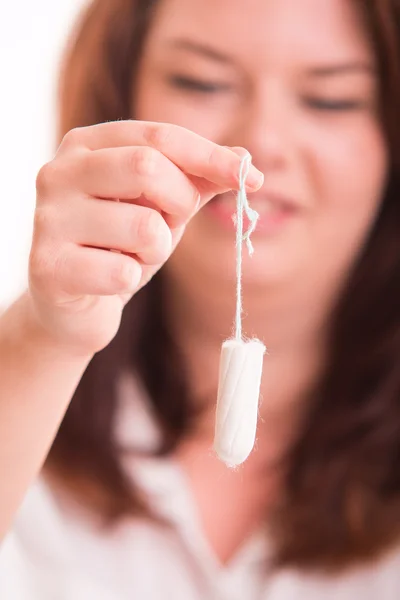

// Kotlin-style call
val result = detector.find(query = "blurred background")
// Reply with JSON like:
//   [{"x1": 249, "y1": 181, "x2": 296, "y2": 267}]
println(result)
[{"x1": 0, "y1": 0, "x2": 88, "y2": 310}]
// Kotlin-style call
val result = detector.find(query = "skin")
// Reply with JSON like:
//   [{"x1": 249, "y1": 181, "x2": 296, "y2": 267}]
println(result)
[
  {"x1": 135, "y1": 0, "x2": 388, "y2": 562},
  {"x1": 0, "y1": 0, "x2": 388, "y2": 568}
]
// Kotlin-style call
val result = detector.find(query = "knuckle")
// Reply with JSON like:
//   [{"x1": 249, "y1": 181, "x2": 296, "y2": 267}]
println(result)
[
  {"x1": 143, "y1": 123, "x2": 171, "y2": 149},
  {"x1": 133, "y1": 146, "x2": 159, "y2": 178},
  {"x1": 33, "y1": 205, "x2": 55, "y2": 238},
  {"x1": 60, "y1": 127, "x2": 82, "y2": 150},
  {"x1": 36, "y1": 162, "x2": 59, "y2": 198}
]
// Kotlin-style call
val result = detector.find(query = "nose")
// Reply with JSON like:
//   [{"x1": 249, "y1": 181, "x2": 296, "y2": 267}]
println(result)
[{"x1": 225, "y1": 85, "x2": 295, "y2": 175}]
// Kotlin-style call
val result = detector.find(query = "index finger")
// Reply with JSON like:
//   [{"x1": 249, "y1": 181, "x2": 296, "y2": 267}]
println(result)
[{"x1": 61, "y1": 121, "x2": 264, "y2": 192}]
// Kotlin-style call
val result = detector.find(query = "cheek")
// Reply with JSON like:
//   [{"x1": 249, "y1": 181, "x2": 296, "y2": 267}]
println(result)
[{"x1": 309, "y1": 119, "x2": 388, "y2": 240}]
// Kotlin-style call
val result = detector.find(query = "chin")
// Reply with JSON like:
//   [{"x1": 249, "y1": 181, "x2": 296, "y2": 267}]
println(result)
[
  {"x1": 198, "y1": 241, "x2": 299, "y2": 288},
  {"x1": 175, "y1": 218, "x2": 306, "y2": 291}
]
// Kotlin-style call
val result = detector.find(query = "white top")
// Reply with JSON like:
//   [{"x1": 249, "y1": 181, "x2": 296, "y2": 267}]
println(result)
[{"x1": 1, "y1": 372, "x2": 400, "y2": 599}]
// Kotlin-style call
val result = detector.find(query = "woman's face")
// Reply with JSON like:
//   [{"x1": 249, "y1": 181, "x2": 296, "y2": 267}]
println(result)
[{"x1": 134, "y1": 0, "x2": 388, "y2": 297}]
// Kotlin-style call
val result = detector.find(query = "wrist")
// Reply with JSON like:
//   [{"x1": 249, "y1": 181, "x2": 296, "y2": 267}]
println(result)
[{"x1": 3, "y1": 292, "x2": 95, "y2": 363}]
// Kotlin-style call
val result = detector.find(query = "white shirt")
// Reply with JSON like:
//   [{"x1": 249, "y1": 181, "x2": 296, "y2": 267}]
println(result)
[{"x1": 1, "y1": 372, "x2": 400, "y2": 599}]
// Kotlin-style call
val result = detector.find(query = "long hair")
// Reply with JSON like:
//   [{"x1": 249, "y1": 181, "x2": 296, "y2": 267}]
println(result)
[{"x1": 46, "y1": 0, "x2": 400, "y2": 571}]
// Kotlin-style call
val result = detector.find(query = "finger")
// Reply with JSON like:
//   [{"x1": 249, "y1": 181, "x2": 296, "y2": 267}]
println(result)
[
  {"x1": 54, "y1": 244, "x2": 142, "y2": 297},
  {"x1": 61, "y1": 121, "x2": 264, "y2": 191},
  {"x1": 70, "y1": 146, "x2": 200, "y2": 226},
  {"x1": 66, "y1": 198, "x2": 172, "y2": 265}
]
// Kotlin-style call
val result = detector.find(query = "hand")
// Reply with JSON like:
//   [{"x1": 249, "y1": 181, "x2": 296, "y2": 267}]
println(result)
[{"x1": 28, "y1": 120, "x2": 264, "y2": 355}]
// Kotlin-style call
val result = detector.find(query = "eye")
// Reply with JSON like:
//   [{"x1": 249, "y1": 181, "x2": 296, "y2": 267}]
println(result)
[
  {"x1": 168, "y1": 75, "x2": 232, "y2": 93},
  {"x1": 304, "y1": 97, "x2": 367, "y2": 111}
]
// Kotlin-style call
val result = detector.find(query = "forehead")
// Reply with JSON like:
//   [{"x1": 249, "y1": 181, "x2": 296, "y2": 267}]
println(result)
[{"x1": 147, "y1": 0, "x2": 373, "y2": 66}]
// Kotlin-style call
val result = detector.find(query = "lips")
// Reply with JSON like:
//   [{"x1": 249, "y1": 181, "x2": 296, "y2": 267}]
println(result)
[
  {"x1": 211, "y1": 190, "x2": 301, "y2": 212},
  {"x1": 205, "y1": 190, "x2": 300, "y2": 234}
]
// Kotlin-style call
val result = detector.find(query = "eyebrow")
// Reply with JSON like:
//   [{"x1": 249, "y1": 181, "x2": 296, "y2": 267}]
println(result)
[
  {"x1": 166, "y1": 39, "x2": 233, "y2": 64},
  {"x1": 307, "y1": 62, "x2": 376, "y2": 77}
]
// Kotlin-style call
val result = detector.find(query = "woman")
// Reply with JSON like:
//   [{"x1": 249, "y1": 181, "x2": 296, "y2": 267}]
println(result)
[{"x1": 1, "y1": 0, "x2": 400, "y2": 597}]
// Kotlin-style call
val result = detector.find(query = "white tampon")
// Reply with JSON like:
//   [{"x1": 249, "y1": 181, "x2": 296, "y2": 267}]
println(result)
[
  {"x1": 214, "y1": 338, "x2": 265, "y2": 467},
  {"x1": 213, "y1": 152, "x2": 266, "y2": 466}
]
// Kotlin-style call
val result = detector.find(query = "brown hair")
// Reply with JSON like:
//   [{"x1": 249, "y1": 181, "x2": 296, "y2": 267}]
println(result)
[{"x1": 47, "y1": 0, "x2": 400, "y2": 572}]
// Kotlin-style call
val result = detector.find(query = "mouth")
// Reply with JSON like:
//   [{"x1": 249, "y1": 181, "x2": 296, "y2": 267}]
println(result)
[{"x1": 204, "y1": 190, "x2": 302, "y2": 234}]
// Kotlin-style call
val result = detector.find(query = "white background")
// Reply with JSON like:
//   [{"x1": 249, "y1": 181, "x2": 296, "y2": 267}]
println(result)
[{"x1": 0, "y1": 0, "x2": 88, "y2": 309}]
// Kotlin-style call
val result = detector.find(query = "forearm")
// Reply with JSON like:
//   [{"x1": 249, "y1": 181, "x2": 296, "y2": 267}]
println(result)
[{"x1": 0, "y1": 293, "x2": 93, "y2": 539}]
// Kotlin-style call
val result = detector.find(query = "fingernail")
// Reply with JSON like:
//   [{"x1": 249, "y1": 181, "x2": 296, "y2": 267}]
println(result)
[
  {"x1": 228, "y1": 147, "x2": 264, "y2": 190},
  {"x1": 246, "y1": 166, "x2": 264, "y2": 190}
]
